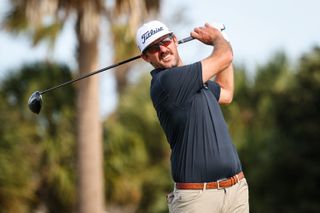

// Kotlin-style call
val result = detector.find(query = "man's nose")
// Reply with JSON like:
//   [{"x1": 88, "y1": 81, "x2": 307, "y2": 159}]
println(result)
[{"x1": 159, "y1": 45, "x2": 167, "y2": 52}]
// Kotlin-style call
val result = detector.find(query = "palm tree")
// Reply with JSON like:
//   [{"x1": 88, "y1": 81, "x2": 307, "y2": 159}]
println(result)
[
  {"x1": 2, "y1": 0, "x2": 161, "y2": 212},
  {"x1": 2, "y1": 1, "x2": 104, "y2": 211}
]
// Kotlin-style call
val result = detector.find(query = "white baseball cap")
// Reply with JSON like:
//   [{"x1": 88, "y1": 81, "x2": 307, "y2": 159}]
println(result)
[{"x1": 136, "y1": 20, "x2": 172, "y2": 53}]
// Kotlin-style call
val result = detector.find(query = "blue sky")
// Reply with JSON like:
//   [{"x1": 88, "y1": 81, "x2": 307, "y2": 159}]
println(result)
[{"x1": 1, "y1": 0, "x2": 319, "y2": 116}]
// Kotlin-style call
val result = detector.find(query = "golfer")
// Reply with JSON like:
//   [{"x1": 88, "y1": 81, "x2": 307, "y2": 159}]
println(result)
[{"x1": 136, "y1": 20, "x2": 249, "y2": 213}]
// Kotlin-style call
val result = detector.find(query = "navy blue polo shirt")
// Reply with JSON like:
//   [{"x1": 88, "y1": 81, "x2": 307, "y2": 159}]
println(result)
[{"x1": 150, "y1": 61, "x2": 242, "y2": 183}]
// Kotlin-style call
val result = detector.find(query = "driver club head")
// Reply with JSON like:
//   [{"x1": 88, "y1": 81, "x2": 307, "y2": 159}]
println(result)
[{"x1": 28, "y1": 91, "x2": 42, "y2": 114}]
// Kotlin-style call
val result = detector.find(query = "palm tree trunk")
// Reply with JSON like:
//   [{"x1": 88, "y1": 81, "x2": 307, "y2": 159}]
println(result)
[
  {"x1": 114, "y1": 64, "x2": 131, "y2": 95},
  {"x1": 76, "y1": 12, "x2": 105, "y2": 213}
]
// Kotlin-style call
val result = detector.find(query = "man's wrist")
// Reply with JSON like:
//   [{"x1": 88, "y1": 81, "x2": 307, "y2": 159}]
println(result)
[{"x1": 212, "y1": 35, "x2": 228, "y2": 46}]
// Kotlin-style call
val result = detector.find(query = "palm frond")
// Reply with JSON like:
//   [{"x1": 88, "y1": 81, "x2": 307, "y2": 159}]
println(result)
[
  {"x1": 32, "y1": 21, "x2": 64, "y2": 47},
  {"x1": 1, "y1": 6, "x2": 29, "y2": 33}
]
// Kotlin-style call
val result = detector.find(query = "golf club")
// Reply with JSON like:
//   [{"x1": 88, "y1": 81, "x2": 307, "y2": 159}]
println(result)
[{"x1": 28, "y1": 36, "x2": 195, "y2": 114}]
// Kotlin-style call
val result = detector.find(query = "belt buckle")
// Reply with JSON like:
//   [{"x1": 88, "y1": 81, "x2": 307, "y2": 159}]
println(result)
[{"x1": 216, "y1": 178, "x2": 227, "y2": 190}]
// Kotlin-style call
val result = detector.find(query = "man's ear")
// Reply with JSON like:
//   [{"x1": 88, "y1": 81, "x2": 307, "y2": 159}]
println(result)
[{"x1": 141, "y1": 54, "x2": 150, "y2": 62}]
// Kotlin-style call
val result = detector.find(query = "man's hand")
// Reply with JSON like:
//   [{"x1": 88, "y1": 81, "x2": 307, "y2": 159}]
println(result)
[{"x1": 190, "y1": 23, "x2": 226, "y2": 46}]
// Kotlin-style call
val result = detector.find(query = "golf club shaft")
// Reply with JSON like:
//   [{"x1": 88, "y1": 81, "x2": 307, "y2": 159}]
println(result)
[
  {"x1": 40, "y1": 36, "x2": 195, "y2": 95},
  {"x1": 40, "y1": 55, "x2": 141, "y2": 94}
]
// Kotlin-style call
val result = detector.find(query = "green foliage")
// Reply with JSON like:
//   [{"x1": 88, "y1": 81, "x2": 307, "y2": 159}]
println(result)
[
  {"x1": 1, "y1": 5, "x2": 29, "y2": 33},
  {"x1": 104, "y1": 75, "x2": 171, "y2": 212},
  {"x1": 1, "y1": 2, "x2": 64, "y2": 48},
  {"x1": 0, "y1": 97, "x2": 37, "y2": 213},
  {"x1": 0, "y1": 62, "x2": 76, "y2": 212},
  {"x1": 111, "y1": 24, "x2": 140, "y2": 61},
  {"x1": 32, "y1": 22, "x2": 64, "y2": 47},
  {"x1": 263, "y1": 47, "x2": 320, "y2": 213},
  {"x1": 233, "y1": 47, "x2": 320, "y2": 213}
]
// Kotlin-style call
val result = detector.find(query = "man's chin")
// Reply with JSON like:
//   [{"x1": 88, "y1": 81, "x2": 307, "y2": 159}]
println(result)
[
  {"x1": 161, "y1": 61, "x2": 178, "y2": 68},
  {"x1": 152, "y1": 60, "x2": 178, "y2": 69}
]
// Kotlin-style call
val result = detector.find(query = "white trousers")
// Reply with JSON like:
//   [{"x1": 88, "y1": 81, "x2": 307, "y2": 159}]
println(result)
[{"x1": 167, "y1": 178, "x2": 249, "y2": 213}]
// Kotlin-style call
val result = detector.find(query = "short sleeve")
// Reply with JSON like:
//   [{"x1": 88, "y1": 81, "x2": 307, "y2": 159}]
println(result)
[
  {"x1": 159, "y1": 62, "x2": 203, "y2": 105},
  {"x1": 207, "y1": 80, "x2": 221, "y2": 101}
]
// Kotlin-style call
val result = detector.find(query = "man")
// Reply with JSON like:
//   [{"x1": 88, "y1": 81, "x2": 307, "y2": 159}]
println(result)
[{"x1": 136, "y1": 20, "x2": 249, "y2": 213}]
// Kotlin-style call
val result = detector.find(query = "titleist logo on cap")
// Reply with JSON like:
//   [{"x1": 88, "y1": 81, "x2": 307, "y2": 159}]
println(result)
[{"x1": 141, "y1": 27, "x2": 164, "y2": 44}]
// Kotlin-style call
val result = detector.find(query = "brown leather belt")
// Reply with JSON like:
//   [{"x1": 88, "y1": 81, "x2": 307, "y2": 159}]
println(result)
[{"x1": 175, "y1": 172, "x2": 244, "y2": 190}]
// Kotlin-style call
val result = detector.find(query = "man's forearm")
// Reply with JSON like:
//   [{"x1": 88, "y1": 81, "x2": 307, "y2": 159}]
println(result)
[
  {"x1": 215, "y1": 63, "x2": 234, "y2": 104},
  {"x1": 201, "y1": 38, "x2": 233, "y2": 82}
]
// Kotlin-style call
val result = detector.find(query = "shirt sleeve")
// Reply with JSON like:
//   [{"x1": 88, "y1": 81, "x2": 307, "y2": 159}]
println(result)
[
  {"x1": 159, "y1": 62, "x2": 203, "y2": 105},
  {"x1": 206, "y1": 80, "x2": 221, "y2": 101}
]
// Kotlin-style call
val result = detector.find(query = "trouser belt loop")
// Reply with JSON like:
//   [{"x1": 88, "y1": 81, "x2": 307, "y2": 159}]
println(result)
[
  {"x1": 217, "y1": 180, "x2": 221, "y2": 190},
  {"x1": 236, "y1": 174, "x2": 239, "y2": 183},
  {"x1": 203, "y1": 182, "x2": 207, "y2": 191}
]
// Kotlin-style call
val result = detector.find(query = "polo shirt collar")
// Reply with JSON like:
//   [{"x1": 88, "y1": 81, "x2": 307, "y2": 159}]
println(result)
[{"x1": 150, "y1": 68, "x2": 165, "y2": 77}]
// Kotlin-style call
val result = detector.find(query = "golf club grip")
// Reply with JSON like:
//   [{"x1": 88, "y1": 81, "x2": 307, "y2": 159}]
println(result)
[
  {"x1": 177, "y1": 23, "x2": 226, "y2": 44},
  {"x1": 178, "y1": 36, "x2": 194, "y2": 44}
]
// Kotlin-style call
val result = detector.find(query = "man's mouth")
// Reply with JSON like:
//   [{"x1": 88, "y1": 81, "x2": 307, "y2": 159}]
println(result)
[{"x1": 160, "y1": 52, "x2": 171, "y2": 62}]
